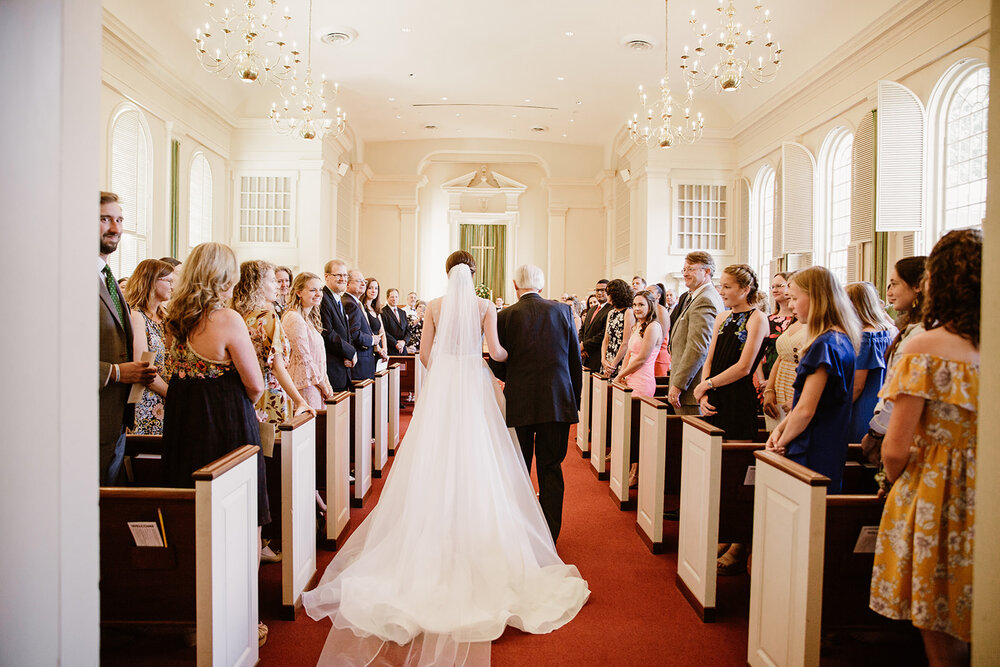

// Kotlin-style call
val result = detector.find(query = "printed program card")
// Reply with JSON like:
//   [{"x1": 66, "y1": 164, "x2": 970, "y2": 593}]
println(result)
[
  {"x1": 127, "y1": 351, "x2": 157, "y2": 403},
  {"x1": 853, "y1": 526, "x2": 880, "y2": 554},
  {"x1": 128, "y1": 521, "x2": 165, "y2": 547}
]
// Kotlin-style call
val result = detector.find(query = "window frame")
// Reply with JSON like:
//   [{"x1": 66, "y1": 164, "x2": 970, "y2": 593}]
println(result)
[
  {"x1": 106, "y1": 103, "x2": 153, "y2": 278},
  {"x1": 751, "y1": 165, "x2": 776, "y2": 286},
  {"x1": 817, "y1": 126, "x2": 854, "y2": 285}
]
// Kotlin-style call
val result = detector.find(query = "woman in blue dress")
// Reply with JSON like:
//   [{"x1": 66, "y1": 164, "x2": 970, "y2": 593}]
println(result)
[
  {"x1": 846, "y1": 282, "x2": 897, "y2": 443},
  {"x1": 766, "y1": 266, "x2": 861, "y2": 493}
]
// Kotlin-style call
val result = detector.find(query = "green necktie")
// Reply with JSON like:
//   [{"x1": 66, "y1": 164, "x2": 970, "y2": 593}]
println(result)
[{"x1": 103, "y1": 265, "x2": 126, "y2": 325}]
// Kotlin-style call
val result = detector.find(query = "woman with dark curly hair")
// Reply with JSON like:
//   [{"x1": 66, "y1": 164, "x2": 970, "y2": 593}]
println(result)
[
  {"x1": 869, "y1": 230, "x2": 980, "y2": 665},
  {"x1": 600, "y1": 279, "x2": 634, "y2": 377}
]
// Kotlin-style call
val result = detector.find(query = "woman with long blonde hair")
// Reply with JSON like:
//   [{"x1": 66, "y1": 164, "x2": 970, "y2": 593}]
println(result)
[
  {"x1": 766, "y1": 266, "x2": 861, "y2": 493},
  {"x1": 281, "y1": 271, "x2": 334, "y2": 410},
  {"x1": 123, "y1": 258, "x2": 175, "y2": 434},
  {"x1": 845, "y1": 282, "x2": 897, "y2": 442}
]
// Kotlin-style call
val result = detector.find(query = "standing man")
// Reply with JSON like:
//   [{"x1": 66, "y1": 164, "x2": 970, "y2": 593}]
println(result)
[
  {"x1": 579, "y1": 278, "x2": 610, "y2": 373},
  {"x1": 403, "y1": 291, "x2": 419, "y2": 320},
  {"x1": 342, "y1": 269, "x2": 378, "y2": 382},
  {"x1": 664, "y1": 288, "x2": 677, "y2": 312},
  {"x1": 319, "y1": 259, "x2": 357, "y2": 392},
  {"x1": 99, "y1": 192, "x2": 155, "y2": 484},
  {"x1": 380, "y1": 288, "x2": 409, "y2": 355},
  {"x1": 668, "y1": 251, "x2": 723, "y2": 415},
  {"x1": 489, "y1": 264, "x2": 582, "y2": 541}
]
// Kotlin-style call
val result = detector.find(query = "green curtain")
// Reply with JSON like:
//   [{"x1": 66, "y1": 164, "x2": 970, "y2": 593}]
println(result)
[{"x1": 460, "y1": 224, "x2": 506, "y2": 299}]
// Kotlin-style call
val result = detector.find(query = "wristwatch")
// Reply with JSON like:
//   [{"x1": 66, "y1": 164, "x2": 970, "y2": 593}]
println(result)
[{"x1": 707, "y1": 378, "x2": 715, "y2": 390}]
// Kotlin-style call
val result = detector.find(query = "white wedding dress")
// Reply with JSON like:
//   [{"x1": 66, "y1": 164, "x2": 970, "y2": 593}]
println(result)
[{"x1": 302, "y1": 264, "x2": 590, "y2": 666}]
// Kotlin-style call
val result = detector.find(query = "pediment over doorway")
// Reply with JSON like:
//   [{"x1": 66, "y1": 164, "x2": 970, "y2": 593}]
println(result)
[{"x1": 441, "y1": 165, "x2": 527, "y2": 212}]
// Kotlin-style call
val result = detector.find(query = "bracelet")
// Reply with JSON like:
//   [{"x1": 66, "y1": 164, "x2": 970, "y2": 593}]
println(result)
[
  {"x1": 113, "y1": 364, "x2": 120, "y2": 383},
  {"x1": 706, "y1": 377, "x2": 714, "y2": 389},
  {"x1": 762, "y1": 388, "x2": 775, "y2": 395}
]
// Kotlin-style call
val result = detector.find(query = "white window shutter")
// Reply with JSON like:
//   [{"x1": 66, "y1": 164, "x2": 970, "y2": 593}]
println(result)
[
  {"x1": 901, "y1": 232, "x2": 916, "y2": 258},
  {"x1": 768, "y1": 257, "x2": 783, "y2": 279},
  {"x1": 852, "y1": 112, "x2": 876, "y2": 244},
  {"x1": 738, "y1": 177, "x2": 750, "y2": 262},
  {"x1": 785, "y1": 252, "x2": 813, "y2": 271},
  {"x1": 780, "y1": 142, "x2": 816, "y2": 254},
  {"x1": 876, "y1": 80, "x2": 925, "y2": 232},
  {"x1": 773, "y1": 160, "x2": 783, "y2": 256},
  {"x1": 845, "y1": 243, "x2": 859, "y2": 282}
]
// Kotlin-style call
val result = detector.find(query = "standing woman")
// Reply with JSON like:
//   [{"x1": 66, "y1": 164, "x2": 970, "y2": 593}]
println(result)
[
  {"x1": 159, "y1": 242, "x2": 270, "y2": 645},
  {"x1": 363, "y1": 277, "x2": 390, "y2": 364},
  {"x1": 600, "y1": 279, "x2": 635, "y2": 378},
  {"x1": 762, "y1": 316, "x2": 807, "y2": 432},
  {"x1": 232, "y1": 260, "x2": 314, "y2": 425},
  {"x1": 281, "y1": 272, "x2": 334, "y2": 411},
  {"x1": 693, "y1": 264, "x2": 769, "y2": 440},
  {"x1": 757, "y1": 272, "x2": 795, "y2": 389},
  {"x1": 616, "y1": 291, "x2": 664, "y2": 397},
  {"x1": 645, "y1": 283, "x2": 672, "y2": 375},
  {"x1": 845, "y1": 282, "x2": 897, "y2": 443},
  {"x1": 765, "y1": 266, "x2": 861, "y2": 493},
  {"x1": 869, "y1": 230, "x2": 980, "y2": 665},
  {"x1": 273, "y1": 266, "x2": 292, "y2": 316},
  {"x1": 406, "y1": 301, "x2": 427, "y2": 354},
  {"x1": 124, "y1": 259, "x2": 175, "y2": 435}
]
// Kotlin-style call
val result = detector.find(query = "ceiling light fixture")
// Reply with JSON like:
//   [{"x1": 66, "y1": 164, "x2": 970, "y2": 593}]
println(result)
[
  {"x1": 556, "y1": 76, "x2": 565, "y2": 81},
  {"x1": 194, "y1": 0, "x2": 300, "y2": 86},
  {"x1": 565, "y1": 31, "x2": 575, "y2": 37},
  {"x1": 679, "y1": 0, "x2": 782, "y2": 92},
  {"x1": 627, "y1": 0, "x2": 704, "y2": 148}
]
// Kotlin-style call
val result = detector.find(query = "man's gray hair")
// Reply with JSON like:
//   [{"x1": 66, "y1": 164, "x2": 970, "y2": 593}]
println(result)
[{"x1": 513, "y1": 264, "x2": 545, "y2": 291}]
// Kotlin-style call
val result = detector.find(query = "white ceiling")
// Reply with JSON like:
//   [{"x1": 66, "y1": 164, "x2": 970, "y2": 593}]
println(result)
[{"x1": 106, "y1": 0, "x2": 909, "y2": 146}]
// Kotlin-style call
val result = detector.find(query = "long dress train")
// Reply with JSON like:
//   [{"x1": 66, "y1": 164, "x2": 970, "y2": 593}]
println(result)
[{"x1": 302, "y1": 264, "x2": 590, "y2": 666}]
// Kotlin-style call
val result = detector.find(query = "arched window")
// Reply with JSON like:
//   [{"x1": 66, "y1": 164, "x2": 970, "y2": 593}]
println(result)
[
  {"x1": 189, "y1": 152, "x2": 213, "y2": 249},
  {"x1": 928, "y1": 59, "x2": 989, "y2": 239},
  {"x1": 818, "y1": 127, "x2": 853, "y2": 284},
  {"x1": 752, "y1": 166, "x2": 776, "y2": 284},
  {"x1": 108, "y1": 105, "x2": 152, "y2": 278}
]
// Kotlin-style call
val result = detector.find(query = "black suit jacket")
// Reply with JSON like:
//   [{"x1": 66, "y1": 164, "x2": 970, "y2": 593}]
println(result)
[
  {"x1": 579, "y1": 302, "x2": 611, "y2": 372},
  {"x1": 342, "y1": 293, "x2": 376, "y2": 382},
  {"x1": 489, "y1": 293, "x2": 582, "y2": 428},
  {"x1": 380, "y1": 305, "x2": 409, "y2": 353},
  {"x1": 319, "y1": 287, "x2": 357, "y2": 392},
  {"x1": 668, "y1": 290, "x2": 691, "y2": 336}
]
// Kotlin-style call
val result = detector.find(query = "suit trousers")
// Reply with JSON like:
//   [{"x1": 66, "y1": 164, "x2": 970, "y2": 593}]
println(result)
[{"x1": 514, "y1": 422, "x2": 571, "y2": 541}]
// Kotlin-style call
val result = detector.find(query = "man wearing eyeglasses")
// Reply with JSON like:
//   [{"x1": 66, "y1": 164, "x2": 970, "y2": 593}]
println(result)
[
  {"x1": 667, "y1": 252, "x2": 723, "y2": 414},
  {"x1": 320, "y1": 259, "x2": 357, "y2": 392},
  {"x1": 342, "y1": 269, "x2": 379, "y2": 382},
  {"x1": 579, "y1": 278, "x2": 611, "y2": 373}
]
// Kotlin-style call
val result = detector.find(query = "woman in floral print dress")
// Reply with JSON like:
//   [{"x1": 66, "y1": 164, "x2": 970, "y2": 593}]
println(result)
[{"x1": 869, "y1": 229, "x2": 980, "y2": 665}]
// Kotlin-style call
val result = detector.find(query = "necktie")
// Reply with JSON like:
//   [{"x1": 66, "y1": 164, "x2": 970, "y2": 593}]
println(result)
[{"x1": 103, "y1": 265, "x2": 126, "y2": 325}]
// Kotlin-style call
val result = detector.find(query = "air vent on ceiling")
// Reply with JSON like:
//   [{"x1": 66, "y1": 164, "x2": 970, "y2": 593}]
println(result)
[
  {"x1": 424, "y1": 124, "x2": 438, "y2": 130},
  {"x1": 321, "y1": 27, "x2": 358, "y2": 45},
  {"x1": 530, "y1": 126, "x2": 548, "y2": 133},
  {"x1": 620, "y1": 33, "x2": 656, "y2": 51}
]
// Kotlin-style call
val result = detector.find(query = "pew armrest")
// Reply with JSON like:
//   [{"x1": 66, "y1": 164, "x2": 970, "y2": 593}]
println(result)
[
  {"x1": 753, "y1": 450, "x2": 830, "y2": 487},
  {"x1": 192, "y1": 445, "x2": 259, "y2": 481}
]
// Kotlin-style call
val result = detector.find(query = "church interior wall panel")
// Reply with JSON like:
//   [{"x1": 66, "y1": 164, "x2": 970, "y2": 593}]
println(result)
[
  {"x1": 563, "y1": 208, "x2": 606, "y2": 299},
  {"x1": 357, "y1": 205, "x2": 404, "y2": 292}
]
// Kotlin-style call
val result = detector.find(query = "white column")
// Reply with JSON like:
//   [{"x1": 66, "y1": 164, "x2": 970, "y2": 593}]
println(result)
[
  {"x1": 546, "y1": 207, "x2": 568, "y2": 297},
  {"x1": 399, "y1": 204, "x2": 419, "y2": 294},
  {"x1": 640, "y1": 166, "x2": 673, "y2": 284},
  {"x1": 0, "y1": 0, "x2": 100, "y2": 663}
]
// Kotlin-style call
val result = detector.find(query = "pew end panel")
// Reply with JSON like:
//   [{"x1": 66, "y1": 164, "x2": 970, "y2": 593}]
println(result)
[
  {"x1": 350, "y1": 380, "x2": 374, "y2": 508},
  {"x1": 277, "y1": 414, "x2": 319, "y2": 619},
  {"x1": 388, "y1": 364, "x2": 401, "y2": 454},
  {"x1": 676, "y1": 417, "x2": 725, "y2": 622},
  {"x1": 608, "y1": 381, "x2": 639, "y2": 510},
  {"x1": 414, "y1": 357, "x2": 426, "y2": 400},
  {"x1": 389, "y1": 355, "x2": 416, "y2": 405},
  {"x1": 323, "y1": 392, "x2": 352, "y2": 550},
  {"x1": 577, "y1": 368, "x2": 592, "y2": 457},
  {"x1": 589, "y1": 374, "x2": 611, "y2": 480},
  {"x1": 373, "y1": 369, "x2": 390, "y2": 477},
  {"x1": 635, "y1": 397, "x2": 672, "y2": 553}
]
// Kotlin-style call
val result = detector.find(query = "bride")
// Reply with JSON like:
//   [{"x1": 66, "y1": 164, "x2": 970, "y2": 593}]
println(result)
[{"x1": 302, "y1": 251, "x2": 590, "y2": 666}]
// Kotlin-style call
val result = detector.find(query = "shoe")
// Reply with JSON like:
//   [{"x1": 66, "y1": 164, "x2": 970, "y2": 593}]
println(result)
[
  {"x1": 717, "y1": 543, "x2": 748, "y2": 576},
  {"x1": 349, "y1": 474, "x2": 355, "y2": 482},
  {"x1": 260, "y1": 544, "x2": 282, "y2": 563},
  {"x1": 258, "y1": 622, "x2": 268, "y2": 648},
  {"x1": 628, "y1": 462, "x2": 638, "y2": 488},
  {"x1": 663, "y1": 509, "x2": 679, "y2": 521}
]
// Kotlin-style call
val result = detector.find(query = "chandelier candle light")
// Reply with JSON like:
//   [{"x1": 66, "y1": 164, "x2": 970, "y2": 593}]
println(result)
[
  {"x1": 679, "y1": 0, "x2": 782, "y2": 93},
  {"x1": 268, "y1": 0, "x2": 347, "y2": 140},
  {"x1": 194, "y1": 0, "x2": 300, "y2": 86},
  {"x1": 627, "y1": 0, "x2": 705, "y2": 148}
]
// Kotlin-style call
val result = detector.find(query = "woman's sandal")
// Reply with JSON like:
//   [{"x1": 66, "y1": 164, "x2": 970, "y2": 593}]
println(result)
[
  {"x1": 717, "y1": 543, "x2": 748, "y2": 576},
  {"x1": 258, "y1": 622, "x2": 268, "y2": 647}
]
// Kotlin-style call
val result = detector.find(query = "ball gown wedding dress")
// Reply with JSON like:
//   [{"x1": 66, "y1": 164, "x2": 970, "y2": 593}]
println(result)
[{"x1": 302, "y1": 264, "x2": 590, "y2": 666}]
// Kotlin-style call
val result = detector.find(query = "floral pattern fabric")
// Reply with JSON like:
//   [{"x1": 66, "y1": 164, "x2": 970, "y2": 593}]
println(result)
[
  {"x1": 761, "y1": 314, "x2": 794, "y2": 379},
  {"x1": 604, "y1": 309, "x2": 626, "y2": 372},
  {"x1": 282, "y1": 309, "x2": 331, "y2": 411},
  {"x1": 133, "y1": 312, "x2": 167, "y2": 435},
  {"x1": 869, "y1": 353, "x2": 978, "y2": 642},
  {"x1": 164, "y1": 340, "x2": 231, "y2": 380},
  {"x1": 773, "y1": 324, "x2": 807, "y2": 408},
  {"x1": 245, "y1": 309, "x2": 290, "y2": 424}
]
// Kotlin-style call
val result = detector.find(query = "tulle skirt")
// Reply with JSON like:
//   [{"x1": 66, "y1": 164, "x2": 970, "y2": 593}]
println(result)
[{"x1": 302, "y1": 352, "x2": 590, "y2": 666}]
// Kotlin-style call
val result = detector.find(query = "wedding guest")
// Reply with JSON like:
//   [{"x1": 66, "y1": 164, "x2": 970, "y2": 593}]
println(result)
[
  {"x1": 495, "y1": 296, "x2": 505, "y2": 311},
  {"x1": 600, "y1": 279, "x2": 634, "y2": 378},
  {"x1": 585, "y1": 293, "x2": 600, "y2": 312},
  {"x1": 765, "y1": 266, "x2": 861, "y2": 492},
  {"x1": 274, "y1": 265, "x2": 292, "y2": 316},
  {"x1": 694, "y1": 264, "x2": 769, "y2": 440},
  {"x1": 668, "y1": 252, "x2": 723, "y2": 415},
  {"x1": 645, "y1": 284, "x2": 672, "y2": 375},
  {"x1": 631, "y1": 276, "x2": 647, "y2": 292},
  {"x1": 117, "y1": 276, "x2": 129, "y2": 289},
  {"x1": 160, "y1": 242, "x2": 270, "y2": 646},
  {"x1": 282, "y1": 272, "x2": 334, "y2": 410},
  {"x1": 406, "y1": 300, "x2": 427, "y2": 352},
  {"x1": 158, "y1": 256, "x2": 181, "y2": 269},
  {"x1": 757, "y1": 272, "x2": 795, "y2": 390},
  {"x1": 320, "y1": 260, "x2": 357, "y2": 392},
  {"x1": 846, "y1": 281, "x2": 896, "y2": 443},
  {"x1": 342, "y1": 270, "x2": 378, "y2": 382},
  {"x1": 762, "y1": 317, "x2": 807, "y2": 432},
  {"x1": 869, "y1": 229, "x2": 980, "y2": 665},
  {"x1": 664, "y1": 287, "x2": 677, "y2": 312},
  {"x1": 123, "y1": 258, "x2": 175, "y2": 435},
  {"x1": 861, "y1": 256, "x2": 927, "y2": 463},
  {"x1": 567, "y1": 295, "x2": 583, "y2": 332},
  {"x1": 403, "y1": 291, "x2": 418, "y2": 319},
  {"x1": 580, "y1": 280, "x2": 611, "y2": 372},
  {"x1": 363, "y1": 277, "x2": 390, "y2": 365},
  {"x1": 380, "y1": 288, "x2": 410, "y2": 355}
]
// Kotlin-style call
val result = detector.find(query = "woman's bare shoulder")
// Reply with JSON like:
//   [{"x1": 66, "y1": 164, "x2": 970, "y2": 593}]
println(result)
[{"x1": 903, "y1": 327, "x2": 978, "y2": 362}]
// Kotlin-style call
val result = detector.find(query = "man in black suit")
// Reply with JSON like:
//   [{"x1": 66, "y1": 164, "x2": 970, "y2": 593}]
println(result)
[
  {"x1": 99, "y1": 192, "x2": 155, "y2": 484},
  {"x1": 319, "y1": 259, "x2": 357, "y2": 392},
  {"x1": 342, "y1": 269, "x2": 378, "y2": 382},
  {"x1": 668, "y1": 288, "x2": 690, "y2": 333},
  {"x1": 489, "y1": 264, "x2": 582, "y2": 541},
  {"x1": 380, "y1": 287, "x2": 409, "y2": 355},
  {"x1": 579, "y1": 278, "x2": 610, "y2": 372}
]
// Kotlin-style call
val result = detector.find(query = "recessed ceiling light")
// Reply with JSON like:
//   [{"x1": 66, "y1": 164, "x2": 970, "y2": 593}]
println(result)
[
  {"x1": 570, "y1": 119, "x2": 575, "y2": 123},
  {"x1": 456, "y1": 113, "x2": 461, "y2": 117},
  {"x1": 402, "y1": 130, "x2": 407, "y2": 134},
  {"x1": 395, "y1": 114, "x2": 401, "y2": 119},
  {"x1": 320, "y1": 28, "x2": 358, "y2": 45},
  {"x1": 565, "y1": 31, "x2": 574, "y2": 37},
  {"x1": 401, "y1": 27, "x2": 411, "y2": 33},
  {"x1": 556, "y1": 76, "x2": 565, "y2": 81},
  {"x1": 524, "y1": 98, "x2": 531, "y2": 103},
  {"x1": 576, "y1": 100, "x2": 582, "y2": 105},
  {"x1": 562, "y1": 133, "x2": 567, "y2": 137},
  {"x1": 441, "y1": 96, "x2": 448, "y2": 101},
  {"x1": 512, "y1": 114, "x2": 517, "y2": 118},
  {"x1": 388, "y1": 97, "x2": 395, "y2": 101},
  {"x1": 424, "y1": 124, "x2": 437, "y2": 130}
]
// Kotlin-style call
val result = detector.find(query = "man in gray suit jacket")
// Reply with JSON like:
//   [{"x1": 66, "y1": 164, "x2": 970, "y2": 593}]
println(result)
[
  {"x1": 99, "y1": 192, "x2": 155, "y2": 484},
  {"x1": 668, "y1": 251, "x2": 723, "y2": 415}
]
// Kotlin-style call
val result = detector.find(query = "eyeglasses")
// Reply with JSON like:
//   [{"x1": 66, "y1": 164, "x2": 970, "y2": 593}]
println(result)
[
  {"x1": 349, "y1": 278, "x2": 367, "y2": 285},
  {"x1": 682, "y1": 265, "x2": 707, "y2": 275},
  {"x1": 326, "y1": 272, "x2": 348, "y2": 279},
  {"x1": 595, "y1": 288, "x2": 607, "y2": 293}
]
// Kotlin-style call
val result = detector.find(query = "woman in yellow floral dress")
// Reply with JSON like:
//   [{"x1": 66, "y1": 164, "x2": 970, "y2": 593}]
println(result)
[{"x1": 869, "y1": 229, "x2": 980, "y2": 666}]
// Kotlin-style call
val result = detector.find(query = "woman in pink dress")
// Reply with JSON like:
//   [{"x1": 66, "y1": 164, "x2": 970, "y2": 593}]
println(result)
[
  {"x1": 617, "y1": 290, "x2": 664, "y2": 397},
  {"x1": 281, "y1": 271, "x2": 334, "y2": 411},
  {"x1": 646, "y1": 283, "x2": 671, "y2": 376}
]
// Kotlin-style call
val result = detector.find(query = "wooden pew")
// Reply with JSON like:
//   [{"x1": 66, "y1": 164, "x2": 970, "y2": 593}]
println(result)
[
  {"x1": 350, "y1": 378, "x2": 374, "y2": 508},
  {"x1": 635, "y1": 399, "x2": 684, "y2": 553},
  {"x1": 608, "y1": 380, "x2": 642, "y2": 510},
  {"x1": 100, "y1": 445, "x2": 260, "y2": 667},
  {"x1": 414, "y1": 356, "x2": 426, "y2": 400},
  {"x1": 373, "y1": 368, "x2": 390, "y2": 477},
  {"x1": 388, "y1": 363, "x2": 401, "y2": 455},
  {"x1": 589, "y1": 374, "x2": 612, "y2": 480},
  {"x1": 675, "y1": 417, "x2": 766, "y2": 622},
  {"x1": 123, "y1": 434, "x2": 165, "y2": 486},
  {"x1": 274, "y1": 413, "x2": 318, "y2": 619},
  {"x1": 747, "y1": 451, "x2": 891, "y2": 666},
  {"x1": 389, "y1": 354, "x2": 416, "y2": 405},
  {"x1": 576, "y1": 368, "x2": 592, "y2": 458},
  {"x1": 321, "y1": 392, "x2": 352, "y2": 549}
]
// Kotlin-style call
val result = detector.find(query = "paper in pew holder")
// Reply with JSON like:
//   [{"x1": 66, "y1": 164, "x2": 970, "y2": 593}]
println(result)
[
  {"x1": 743, "y1": 465, "x2": 756, "y2": 486},
  {"x1": 127, "y1": 350, "x2": 157, "y2": 403},
  {"x1": 853, "y1": 526, "x2": 880, "y2": 554},
  {"x1": 128, "y1": 521, "x2": 165, "y2": 547}
]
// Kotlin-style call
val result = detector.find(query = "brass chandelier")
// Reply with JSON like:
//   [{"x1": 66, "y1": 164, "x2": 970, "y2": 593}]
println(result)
[{"x1": 194, "y1": 0, "x2": 300, "y2": 86}]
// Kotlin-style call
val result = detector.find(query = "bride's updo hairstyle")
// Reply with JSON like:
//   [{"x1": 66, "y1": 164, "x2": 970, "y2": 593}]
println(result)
[{"x1": 445, "y1": 250, "x2": 476, "y2": 276}]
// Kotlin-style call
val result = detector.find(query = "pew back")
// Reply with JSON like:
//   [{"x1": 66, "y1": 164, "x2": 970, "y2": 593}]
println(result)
[
  {"x1": 277, "y1": 413, "x2": 318, "y2": 618},
  {"x1": 577, "y1": 368, "x2": 592, "y2": 456},
  {"x1": 351, "y1": 379, "x2": 374, "y2": 507},
  {"x1": 373, "y1": 369, "x2": 390, "y2": 476},
  {"x1": 324, "y1": 392, "x2": 352, "y2": 548},
  {"x1": 589, "y1": 374, "x2": 611, "y2": 480}
]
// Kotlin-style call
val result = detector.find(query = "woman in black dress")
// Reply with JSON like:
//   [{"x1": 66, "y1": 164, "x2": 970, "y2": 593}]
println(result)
[{"x1": 363, "y1": 277, "x2": 390, "y2": 364}]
